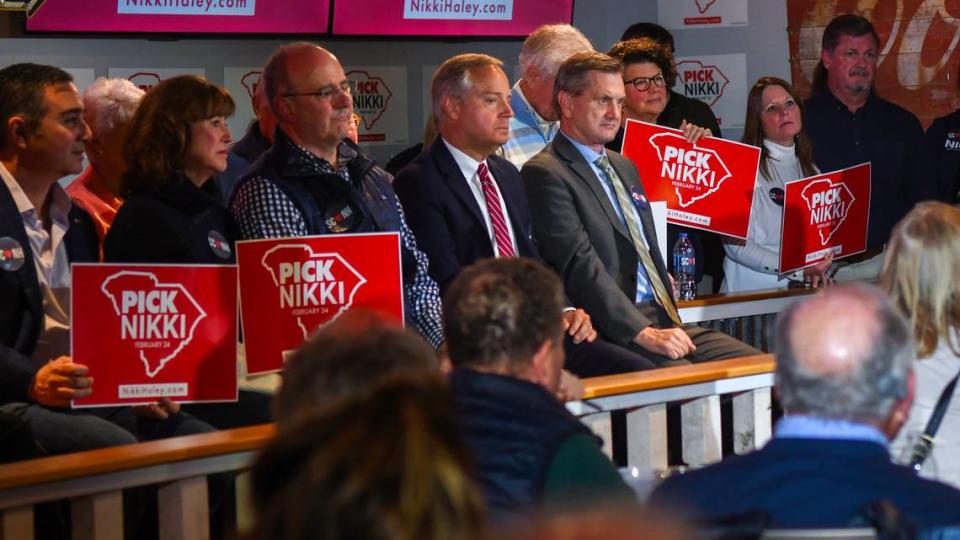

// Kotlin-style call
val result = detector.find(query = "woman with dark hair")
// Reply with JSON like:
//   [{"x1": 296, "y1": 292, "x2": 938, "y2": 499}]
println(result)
[
  {"x1": 104, "y1": 74, "x2": 236, "y2": 263},
  {"x1": 721, "y1": 77, "x2": 830, "y2": 292},
  {"x1": 105, "y1": 75, "x2": 273, "y2": 429}
]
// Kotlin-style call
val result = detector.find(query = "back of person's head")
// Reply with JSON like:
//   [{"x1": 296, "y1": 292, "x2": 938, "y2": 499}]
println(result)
[
  {"x1": 82, "y1": 77, "x2": 144, "y2": 140},
  {"x1": 443, "y1": 258, "x2": 563, "y2": 371},
  {"x1": 774, "y1": 284, "x2": 912, "y2": 425},
  {"x1": 0, "y1": 63, "x2": 73, "y2": 152},
  {"x1": 251, "y1": 375, "x2": 485, "y2": 540},
  {"x1": 620, "y1": 22, "x2": 675, "y2": 53},
  {"x1": 882, "y1": 202, "x2": 960, "y2": 358},
  {"x1": 273, "y1": 310, "x2": 440, "y2": 428},
  {"x1": 431, "y1": 53, "x2": 504, "y2": 125},
  {"x1": 518, "y1": 24, "x2": 593, "y2": 79},
  {"x1": 552, "y1": 51, "x2": 622, "y2": 119},
  {"x1": 608, "y1": 37, "x2": 677, "y2": 88},
  {"x1": 121, "y1": 74, "x2": 234, "y2": 196}
]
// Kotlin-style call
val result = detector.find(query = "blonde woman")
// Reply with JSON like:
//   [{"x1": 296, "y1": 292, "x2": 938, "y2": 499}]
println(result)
[{"x1": 884, "y1": 201, "x2": 960, "y2": 489}]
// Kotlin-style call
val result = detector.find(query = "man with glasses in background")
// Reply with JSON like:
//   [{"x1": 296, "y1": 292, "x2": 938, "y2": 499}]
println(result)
[{"x1": 230, "y1": 42, "x2": 444, "y2": 350}]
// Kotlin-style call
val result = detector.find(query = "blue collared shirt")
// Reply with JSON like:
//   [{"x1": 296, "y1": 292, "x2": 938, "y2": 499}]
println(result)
[
  {"x1": 560, "y1": 132, "x2": 654, "y2": 303},
  {"x1": 775, "y1": 415, "x2": 889, "y2": 447},
  {"x1": 500, "y1": 82, "x2": 559, "y2": 170}
]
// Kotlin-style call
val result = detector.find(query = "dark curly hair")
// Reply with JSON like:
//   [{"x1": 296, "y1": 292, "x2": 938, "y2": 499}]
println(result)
[{"x1": 608, "y1": 38, "x2": 677, "y2": 88}]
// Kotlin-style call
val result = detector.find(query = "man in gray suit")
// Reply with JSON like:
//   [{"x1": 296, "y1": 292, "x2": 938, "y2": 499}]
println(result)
[{"x1": 521, "y1": 52, "x2": 756, "y2": 365}]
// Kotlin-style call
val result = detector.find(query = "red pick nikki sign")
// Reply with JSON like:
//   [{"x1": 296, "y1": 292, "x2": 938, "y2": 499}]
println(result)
[
  {"x1": 779, "y1": 162, "x2": 871, "y2": 275},
  {"x1": 236, "y1": 232, "x2": 404, "y2": 375},
  {"x1": 620, "y1": 119, "x2": 760, "y2": 239},
  {"x1": 71, "y1": 264, "x2": 238, "y2": 407}
]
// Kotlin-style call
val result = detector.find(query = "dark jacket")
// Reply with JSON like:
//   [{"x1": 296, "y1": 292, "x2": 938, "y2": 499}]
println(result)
[
  {"x1": 449, "y1": 368, "x2": 596, "y2": 518},
  {"x1": 650, "y1": 437, "x2": 960, "y2": 528},
  {"x1": 924, "y1": 108, "x2": 960, "y2": 203},
  {"x1": 0, "y1": 181, "x2": 98, "y2": 404},
  {"x1": 216, "y1": 121, "x2": 272, "y2": 205},
  {"x1": 104, "y1": 175, "x2": 237, "y2": 264},
  {"x1": 394, "y1": 138, "x2": 540, "y2": 294}
]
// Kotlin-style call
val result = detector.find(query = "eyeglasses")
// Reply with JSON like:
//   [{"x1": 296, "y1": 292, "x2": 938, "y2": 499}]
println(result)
[
  {"x1": 624, "y1": 73, "x2": 667, "y2": 92},
  {"x1": 283, "y1": 80, "x2": 352, "y2": 101}
]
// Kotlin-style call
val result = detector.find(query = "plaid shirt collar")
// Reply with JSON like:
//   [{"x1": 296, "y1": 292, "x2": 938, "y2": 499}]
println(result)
[{"x1": 274, "y1": 128, "x2": 353, "y2": 183}]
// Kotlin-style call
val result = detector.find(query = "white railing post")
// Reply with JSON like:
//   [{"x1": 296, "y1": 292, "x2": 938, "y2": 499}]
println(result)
[
  {"x1": 732, "y1": 387, "x2": 772, "y2": 454},
  {"x1": 681, "y1": 395, "x2": 722, "y2": 466},
  {"x1": 625, "y1": 404, "x2": 668, "y2": 471},
  {"x1": 159, "y1": 476, "x2": 209, "y2": 540},
  {"x1": 580, "y1": 412, "x2": 613, "y2": 459},
  {"x1": 1, "y1": 505, "x2": 33, "y2": 540},
  {"x1": 71, "y1": 490, "x2": 123, "y2": 540}
]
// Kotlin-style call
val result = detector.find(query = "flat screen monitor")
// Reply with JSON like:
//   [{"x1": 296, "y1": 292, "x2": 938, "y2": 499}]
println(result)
[
  {"x1": 26, "y1": 0, "x2": 330, "y2": 34},
  {"x1": 331, "y1": 0, "x2": 574, "y2": 37}
]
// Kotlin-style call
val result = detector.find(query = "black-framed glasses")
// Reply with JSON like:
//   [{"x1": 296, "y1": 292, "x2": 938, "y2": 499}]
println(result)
[
  {"x1": 624, "y1": 73, "x2": 667, "y2": 92},
  {"x1": 283, "y1": 80, "x2": 352, "y2": 101}
]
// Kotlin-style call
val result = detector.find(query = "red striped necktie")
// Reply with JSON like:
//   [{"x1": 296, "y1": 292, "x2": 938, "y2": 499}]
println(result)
[{"x1": 477, "y1": 161, "x2": 515, "y2": 257}]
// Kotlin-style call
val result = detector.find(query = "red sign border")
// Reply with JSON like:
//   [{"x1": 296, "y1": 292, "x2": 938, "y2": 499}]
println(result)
[{"x1": 777, "y1": 162, "x2": 872, "y2": 275}]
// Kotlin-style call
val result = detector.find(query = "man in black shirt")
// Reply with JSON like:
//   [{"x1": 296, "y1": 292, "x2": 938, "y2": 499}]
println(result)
[{"x1": 804, "y1": 14, "x2": 936, "y2": 281}]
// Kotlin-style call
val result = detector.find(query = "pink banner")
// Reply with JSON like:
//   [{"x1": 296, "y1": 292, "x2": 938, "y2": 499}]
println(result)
[
  {"x1": 28, "y1": 0, "x2": 329, "y2": 34},
  {"x1": 332, "y1": 0, "x2": 573, "y2": 36}
]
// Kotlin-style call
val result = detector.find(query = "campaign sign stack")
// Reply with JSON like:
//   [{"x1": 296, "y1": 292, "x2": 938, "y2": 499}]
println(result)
[
  {"x1": 236, "y1": 232, "x2": 404, "y2": 375},
  {"x1": 779, "y1": 162, "x2": 871, "y2": 274},
  {"x1": 620, "y1": 119, "x2": 761, "y2": 239},
  {"x1": 71, "y1": 264, "x2": 238, "y2": 407}
]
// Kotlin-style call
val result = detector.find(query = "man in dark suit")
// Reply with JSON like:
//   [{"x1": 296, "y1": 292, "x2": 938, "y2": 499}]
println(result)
[
  {"x1": 0, "y1": 63, "x2": 209, "y2": 457},
  {"x1": 521, "y1": 51, "x2": 756, "y2": 365},
  {"x1": 395, "y1": 53, "x2": 654, "y2": 376},
  {"x1": 649, "y1": 284, "x2": 960, "y2": 528}
]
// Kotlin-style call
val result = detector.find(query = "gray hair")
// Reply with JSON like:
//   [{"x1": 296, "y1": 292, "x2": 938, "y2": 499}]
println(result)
[
  {"x1": 82, "y1": 77, "x2": 144, "y2": 138},
  {"x1": 518, "y1": 24, "x2": 593, "y2": 78},
  {"x1": 774, "y1": 283, "x2": 913, "y2": 424},
  {"x1": 431, "y1": 53, "x2": 503, "y2": 123}
]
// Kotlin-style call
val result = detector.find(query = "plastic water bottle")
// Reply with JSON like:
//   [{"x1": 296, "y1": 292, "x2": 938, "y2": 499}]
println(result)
[{"x1": 673, "y1": 232, "x2": 696, "y2": 301}]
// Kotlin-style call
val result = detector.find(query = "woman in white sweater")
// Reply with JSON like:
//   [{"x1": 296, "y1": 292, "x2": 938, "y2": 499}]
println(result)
[
  {"x1": 885, "y1": 202, "x2": 960, "y2": 489},
  {"x1": 721, "y1": 77, "x2": 830, "y2": 292}
]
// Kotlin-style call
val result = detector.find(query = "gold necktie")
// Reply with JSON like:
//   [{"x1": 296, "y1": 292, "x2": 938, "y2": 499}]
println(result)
[{"x1": 594, "y1": 155, "x2": 682, "y2": 326}]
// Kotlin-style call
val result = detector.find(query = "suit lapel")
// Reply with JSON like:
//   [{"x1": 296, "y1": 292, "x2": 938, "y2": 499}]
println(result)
[
  {"x1": 609, "y1": 153, "x2": 671, "y2": 278},
  {"x1": 552, "y1": 134, "x2": 631, "y2": 241},
  {"x1": 0, "y1": 180, "x2": 42, "y2": 328},
  {"x1": 432, "y1": 140, "x2": 487, "y2": 230}
]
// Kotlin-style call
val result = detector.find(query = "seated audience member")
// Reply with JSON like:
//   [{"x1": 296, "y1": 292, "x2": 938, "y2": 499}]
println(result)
[
  {"x1": 217, "y1": 76, "x2": 276, "y2": 204},
  {"x1": 104, "y1": 75, "x2": 271, "y2": 429},
  {"x1": 721, "y1": 77, "x2": 831, "y2": 292},
  {"x1": 105, "y1": 75, "x2": 237, "y2": 264},
  {"x1": 251, "y1": 376, "x2": 486, "y2": 540},
  {"x1": 66, "y1": 77, "x2": 143, "y2": 250},
  {"x1": 606, "y1": 38, "x2": 723, "y2": 292},
  {"x1": 884, "y1": 202, "x2": 960, "y2": 489},
  {"x1": 0, "y1": 63, "x2": 211, "y2": 456},
  {"x1": 500, "y1": 24, "x2": 594, "y2": 169},
  {"x1": 395, "y1": 53, "x2": 654, "y2": 377},
  {"x1": 272, "y1": 310, "x2": 441, "y2": 429},
  {"x1": 649, "y1": 284, "x2": 960, "y2": 528},
  {"x1": 521, "y1": 52, "x2": 758, "y2": 365},
  {"x1": 230, "y1": 42, "x2": 444, "y2": 350},
  {"x1": 444, "y1": 257, "x2": 634, "y2": 519}
]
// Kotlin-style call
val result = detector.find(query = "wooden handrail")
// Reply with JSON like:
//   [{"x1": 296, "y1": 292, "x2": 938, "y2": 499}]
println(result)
[
  {"x1": 677, "y1": 287, "x2": 816, "y2": 308},
  {"x1": 0, "y1": 423, "x2": 275, "y2": 492},
  {"x1": 581, "y1": 354, "x2": 776, "y2": 399}
]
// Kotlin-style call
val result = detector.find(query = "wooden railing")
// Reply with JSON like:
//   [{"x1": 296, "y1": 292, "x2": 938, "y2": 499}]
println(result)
[
  {"x1": 0, "y1": 355, "x2": 778, "y2": 539},
  {"x1": 679, "y1": 287, "x2": 817, "y2": 351},
  {"x1": 0, "y1": 424, "x2": 274, "y2": 540},
  {"x1": 570, "y1": 354, "x2": 777, "y2": 471}
]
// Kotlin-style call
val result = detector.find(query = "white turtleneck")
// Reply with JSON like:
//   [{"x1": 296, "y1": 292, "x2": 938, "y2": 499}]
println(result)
[{"x1": 721, "y1": 139, "x2": 816, "y2": 293}]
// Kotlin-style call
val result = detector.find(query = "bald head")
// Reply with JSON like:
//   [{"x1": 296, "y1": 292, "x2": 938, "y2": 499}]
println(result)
[{"x1": 775, "y1": 284, "x2": 913, "y2": 426}]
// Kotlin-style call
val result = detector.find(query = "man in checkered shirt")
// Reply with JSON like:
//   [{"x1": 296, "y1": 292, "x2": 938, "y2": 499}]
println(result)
[
  {"x1": 229, "y1": 43, "x2": 444, "y2": 349},
  {"x1": 499, "y1": 24, "x2": 594, "y2": 169}
]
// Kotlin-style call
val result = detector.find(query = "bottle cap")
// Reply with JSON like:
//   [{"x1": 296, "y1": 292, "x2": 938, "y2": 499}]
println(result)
[{"x1": 678, "y1": 232, "x2": 688, "y2": 238}]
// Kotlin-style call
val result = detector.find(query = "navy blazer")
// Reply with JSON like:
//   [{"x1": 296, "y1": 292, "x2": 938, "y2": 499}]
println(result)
[
  {"x1": 394, "y1": 138, "x2": 539, "y2": 294},
  {"x1": 649, "y1": 437, "x2": 960, "y2": 528},
  {"x1": 0, "y1": 179, "x2": 98, "y2": 404}
]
